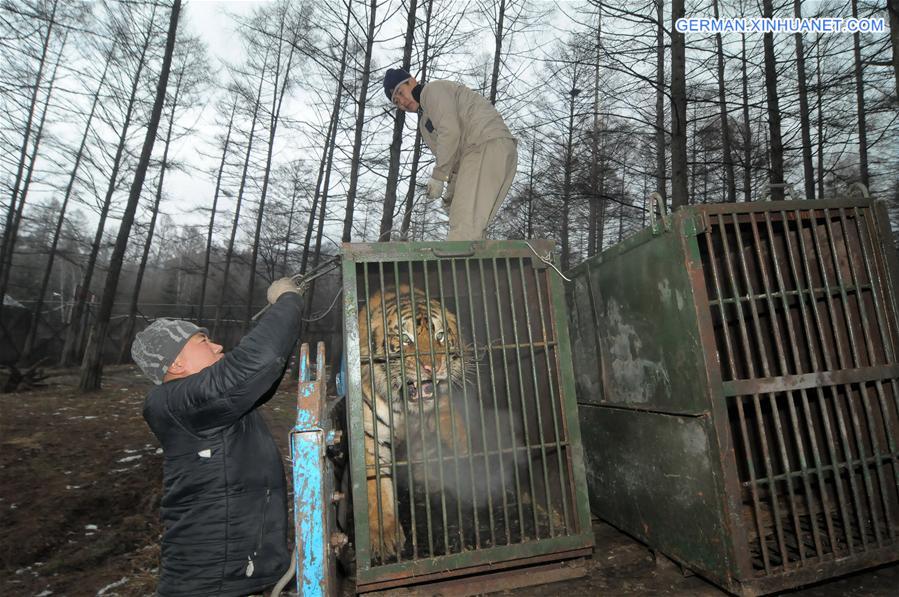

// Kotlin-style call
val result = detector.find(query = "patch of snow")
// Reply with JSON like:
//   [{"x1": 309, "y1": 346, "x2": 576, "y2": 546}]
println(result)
[
  {"x1": 96, "y1": 576, "x2": 129, "y2": 595},
  {"x1": 124, "y1": 449, "x2": 138, "y2": 453},
  {"x1": 155, "y1": 448, "x2": 163, "y2": 455},
  {"x1": 83, "y1": 416, "x2": 97, "y2": 420},
  {"x1": 35, "y1": 590, "x2": 52, "y2": 596},
  {"x1": 85, "y1": 524, "x2": 98, "y2": 530},
  {"x1": 117, "y1": 455, "x2": 142, "y2": 463},
  {"x1": 65, "y1": 485, "x2": 81, "y2": 490},
  {"x1": 10, "y1": 503, "x2": 17, "y2": 509}
]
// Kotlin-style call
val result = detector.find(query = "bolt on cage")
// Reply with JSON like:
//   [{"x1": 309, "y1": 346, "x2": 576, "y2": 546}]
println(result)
[
  {"x1": 568, "y1": 196, "x2": 899, "y2": 595},
  {"x1": 342, "y1": 240, "x2": 593, "y2": 593}
]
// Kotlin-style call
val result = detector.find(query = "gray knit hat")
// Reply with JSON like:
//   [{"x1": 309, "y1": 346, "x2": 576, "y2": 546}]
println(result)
[{"x1": 131, "y1": 319, "x2": 208, "y2": 385}]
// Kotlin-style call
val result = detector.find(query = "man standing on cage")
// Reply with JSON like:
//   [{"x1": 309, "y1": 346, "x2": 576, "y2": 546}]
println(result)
[
  {"x1": 131, "y1": 277, "x2": 304, "y2": 597},
  {"x1": 384, "y1": 67, "x2": 518, "y2": 241}
]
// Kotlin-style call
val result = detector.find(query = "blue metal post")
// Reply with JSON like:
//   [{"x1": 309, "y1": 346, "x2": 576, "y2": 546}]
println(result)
[{"x1": 292, "y1": 342, "x2": 332, "y2": 595}]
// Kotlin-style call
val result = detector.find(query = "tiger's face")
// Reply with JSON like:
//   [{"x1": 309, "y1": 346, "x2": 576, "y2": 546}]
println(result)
[{"x1": 360, "y1": 286, "x2": 466, "y2": 414}]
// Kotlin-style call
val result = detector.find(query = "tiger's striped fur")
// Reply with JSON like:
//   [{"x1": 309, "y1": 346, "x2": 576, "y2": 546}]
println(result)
[{"x1": 358, "y1": 284, "x2": 469, "y2": 560}]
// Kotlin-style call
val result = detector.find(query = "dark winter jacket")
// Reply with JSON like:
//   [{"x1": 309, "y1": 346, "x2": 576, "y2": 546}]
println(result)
[{"x1": 142, "y1": 293, "x2": 302, "y2": 597}]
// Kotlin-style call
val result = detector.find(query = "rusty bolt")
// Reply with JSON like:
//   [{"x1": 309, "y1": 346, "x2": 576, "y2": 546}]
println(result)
[{"x1": 331, "y1": 491, "x2": 345, "y2": 503}]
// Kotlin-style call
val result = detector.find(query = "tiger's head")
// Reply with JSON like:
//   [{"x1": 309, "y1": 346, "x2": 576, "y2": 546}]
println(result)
[{"x1": 359, "y1": 284, "x2": 466, "y2": 413}]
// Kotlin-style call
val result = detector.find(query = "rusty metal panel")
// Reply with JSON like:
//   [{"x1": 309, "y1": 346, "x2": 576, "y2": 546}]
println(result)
[
  {"x1": 570, "y1": 197, "x2": 899, "y2": 595},
  {"x1": 567, "y1": 219, "x2": 709, "y2": 414},
  {"x1": 579, "y1": 404, "x2": 733, "y2": 579},
  {"x1": 342, "y1": 240, "x2": 593, "y2": 592}
]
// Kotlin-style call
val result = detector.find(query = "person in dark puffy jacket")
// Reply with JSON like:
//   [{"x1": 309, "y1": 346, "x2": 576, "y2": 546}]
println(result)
[{"x1": 132, "y1": 278, "x2": 303, "y2": 597}]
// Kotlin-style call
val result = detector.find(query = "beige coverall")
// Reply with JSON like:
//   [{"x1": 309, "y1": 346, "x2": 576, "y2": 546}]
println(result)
[{"x1": 419, "y1": 81, "x2": 518, "y2": 241}]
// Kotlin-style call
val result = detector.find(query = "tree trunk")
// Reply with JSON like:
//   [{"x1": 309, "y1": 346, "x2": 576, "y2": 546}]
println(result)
[
  {"x1": 562, "y1": 85, "x2": 578, "y2": 271},
  {"x1": 379, "y1": 0, "x2": 418, "y2": 240},
  {"x1": 118, "y1": 62, "x2": 186, "y2": 364},
  {"x1": 0, "y1": 0, "x2": 57, "y2": 289},
  {"x1": 197, "y1": 96, "x2": 238, "y2": 323},
  {"x1": 670, "y1": 0, "x2": 688, "y2": 209},
  {"x1": 401, "y1": 0, "x2": 433, "y2": 237},
  {"x1": 792, "y1": 0, "x2": 815, "y2": 200},
  {"x1": 301, "y1": 1, "x2": 352, "y2": 272},
  {"x1": 815, "y1": 38, "x2": 825, "y2": 199},
  {"x1": 851, "y1": 0, "x2": 869, "y2": 189},
  {"x1": 890, "y1": 0, "x2": 899, "y2": 99},
  {"x1": 60, "y1": 5, "x2": 159, "y2": 367},
  {"x1": 342, "y1": 0, "x2": 379, "y2": 243},
  {"x1": 527, "y1": 129, "x2": 536, "y2": 239},
  {"x1": 712, "y1": 0, "x2": 736, "y2": 203},
  {"x1": 741, "y1": 32, "x2": 752, "y2": 202},
  {"x1": 212, "y1": 49, "x2": 270, "y2": 337},
  {"x1": 761, "y1": 0, "x2": 785, "y2": 201},
  {"x1": 489, "y1": 0, "x2": 507, "y2": 104},
  {"x1": 0, "y1": 28, "x2": 67, "y2": 324},
  {"x1": 21, "y1": 43, "x2": 113, "y2": 363},
  {"x1": 79, "y1": 0, "x2": 181, "y2": 391},
  {"x1": 654, "y1": 0, "x2": 666, "y2": 202},
  {"x1": 280, "y1": 178, "x2": 299, "y2": 277},
  {"x1": 301, "y1": 115, "x2": 335, "y2": 275},
  {"x1": 588, "y1": 6, "x2": 601, "y2": 254},
  {"x1": 245, "y1": 19, "x2": 297, "y2": 326}
]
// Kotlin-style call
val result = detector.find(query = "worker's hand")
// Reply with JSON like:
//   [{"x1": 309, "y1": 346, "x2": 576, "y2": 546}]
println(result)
[
  {"x1": 426, "y1": 176, "x2": 445, "y2": 200},
  {"x1": 443, "y1": 176, "x2": 456, "y2": 208},
  {"x1": 266, "y1": 277, "x2": 300, "y2": 305}
]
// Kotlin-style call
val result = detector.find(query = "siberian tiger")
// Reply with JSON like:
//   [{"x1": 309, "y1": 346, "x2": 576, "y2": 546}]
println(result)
[{"x1": 358, "y1": 284, "x2": 469, "y2": 560}]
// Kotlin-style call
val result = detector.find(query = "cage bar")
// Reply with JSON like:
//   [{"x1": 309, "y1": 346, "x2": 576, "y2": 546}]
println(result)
[
  {"x1": 570, "y1": 196, "x2": 899, "y2": 595},
  {"x1": 343, "y1": 240, "x2": 593, "y2": 592}
]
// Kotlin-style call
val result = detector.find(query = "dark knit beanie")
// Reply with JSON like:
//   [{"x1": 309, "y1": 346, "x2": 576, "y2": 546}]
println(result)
[{"x1": 384, "y1": 67, "x2": 412, "y2": 101}]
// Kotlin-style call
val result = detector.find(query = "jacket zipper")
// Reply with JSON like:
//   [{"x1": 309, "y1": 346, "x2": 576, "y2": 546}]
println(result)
[{"x1": 246, "y1": 487, "x2": 271, "y2": 578}]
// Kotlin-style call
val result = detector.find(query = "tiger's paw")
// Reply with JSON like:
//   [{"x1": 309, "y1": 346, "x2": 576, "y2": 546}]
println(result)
[
  {"x1": 369, "y1": 513, "x2": 406, "y2": 560},
  {"x1": 368, "y1": 477, "x2": 405, "y2": 560}
]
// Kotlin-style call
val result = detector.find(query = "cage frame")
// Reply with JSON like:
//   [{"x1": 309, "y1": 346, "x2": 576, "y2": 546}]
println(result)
[
  {"x1": 341, "y1": 239, "x2": 594, "y2": 592},
  {"x1": 569, "y1": 195, "x2": 899, "y2": 595}
]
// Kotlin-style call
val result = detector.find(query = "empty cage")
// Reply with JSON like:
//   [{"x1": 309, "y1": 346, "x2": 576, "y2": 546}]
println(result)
[
  {"x1": 570, "y1": 197, "x2": 899, "y2": 595},
  {"x1": 342, "y1": 240, "x2": 593, "y2": 593}
]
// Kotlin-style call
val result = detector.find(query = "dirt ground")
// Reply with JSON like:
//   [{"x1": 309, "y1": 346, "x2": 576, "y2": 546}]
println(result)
[{"x1": 2, "y1": 365, "x2": 898, "y2": 597}]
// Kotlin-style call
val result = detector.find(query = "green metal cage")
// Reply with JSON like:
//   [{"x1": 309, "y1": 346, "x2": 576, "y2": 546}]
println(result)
[
  {"x1": 342, "y1": 240, "x2": 593, "y2": 593},
  {"x1": 568, "y1": 197, "x2": 899, "y2": 595}
]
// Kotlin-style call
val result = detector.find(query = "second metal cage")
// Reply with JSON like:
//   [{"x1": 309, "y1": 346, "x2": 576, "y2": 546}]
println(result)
[{"x1": 569, "y1": 196, "x2": 899, "y2": 595}]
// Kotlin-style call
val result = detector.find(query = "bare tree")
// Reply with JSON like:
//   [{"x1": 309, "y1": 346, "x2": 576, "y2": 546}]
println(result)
[
  {"x1": 20, "y1": 41, "x2": 115, "y2": 363},
  {"x1": 79, "y1": 0, "x2": 182, "y2": 391},
  {"x1": 342, "y1": 0, "x2": 379, "y2": 242},
  {"x1": 670, "y1": 0, "x2": 688, "y2": 208},
  {"x1": 761, "y1": 0, "x2": 785, "y2": 200},
  {"x1": 712, "y1": 0, "x2": 736, "y2": 202},
  {"x1": 197, "y1": 93, "x2": 238, "y2": 323},
  {"x1": 379, "y1": 0, "x2": 418, "y2": 241},
  {"x1": 793, "y1": 0, "x2": 815, "y2": 199},
  {"x1": 212, "y1": 48, "x2": 270, "y2": 337},
  {"x1": 0, "y1": 0, "x2": 58, "y2": 293},
  {"x1": 243, "y1": 4, "x2": 305, "y2": 325},
  {"x1": 850, "y1": 0, "x2": 870, "y2": 188},
  {"x1": 60, "y1": 3, "x2": 160, "y2": 366}
]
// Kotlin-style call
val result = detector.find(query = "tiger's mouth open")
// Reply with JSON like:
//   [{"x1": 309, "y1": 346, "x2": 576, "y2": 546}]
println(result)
[{"x1": 405, "y1": 379, "x2": 435, "y2": 402}]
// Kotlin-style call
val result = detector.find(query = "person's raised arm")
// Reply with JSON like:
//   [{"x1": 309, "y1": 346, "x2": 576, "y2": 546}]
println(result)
[{"x1": 164, "y1": 279, "x2": 303, "y2": 433}]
